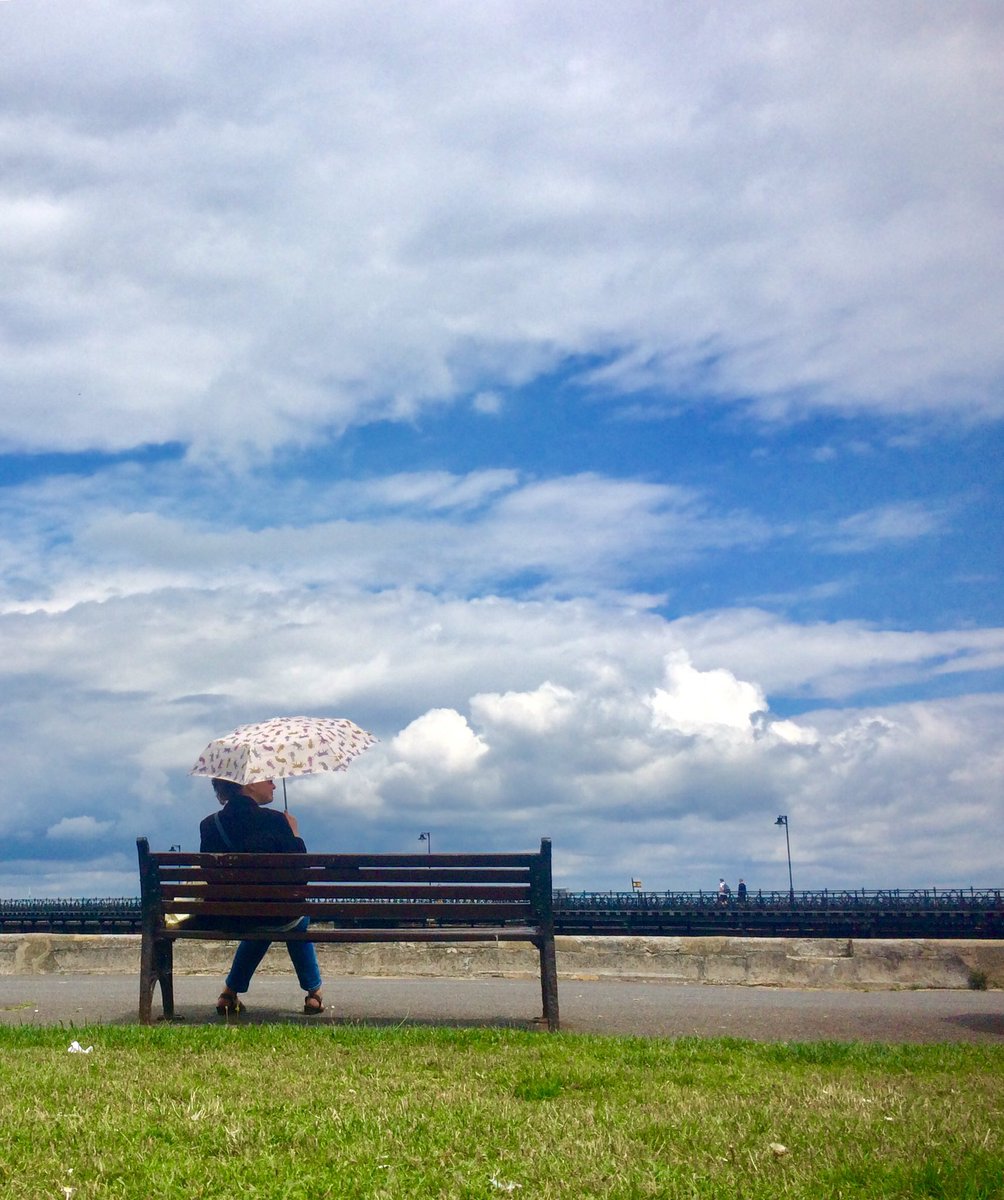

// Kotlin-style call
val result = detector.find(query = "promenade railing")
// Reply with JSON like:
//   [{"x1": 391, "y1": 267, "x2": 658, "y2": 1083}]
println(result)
[{"x1": 2, "y1": 888, "x2": 1002, "y2": 937}]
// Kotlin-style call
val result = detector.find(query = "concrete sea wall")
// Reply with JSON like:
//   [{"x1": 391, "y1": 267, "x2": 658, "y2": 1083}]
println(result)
[{"x1": 1, "y1": 934, "x2": 1002, "y2": 989}]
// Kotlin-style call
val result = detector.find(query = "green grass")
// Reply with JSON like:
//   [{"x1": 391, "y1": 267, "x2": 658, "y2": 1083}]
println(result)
[{"x1": 0, "y1": 1026, "x2": 1001, "y2": 1198}]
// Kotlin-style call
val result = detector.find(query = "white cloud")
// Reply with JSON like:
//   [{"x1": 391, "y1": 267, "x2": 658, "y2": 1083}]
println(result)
[
  {"x1": 1, "y1": 2, "x2": 1002, "y2": 460},
  {"x1": 0, "y1": 3, "x2": 1001, "y2": 898},
  {"x1": 46, "y1": 816, "x2": 115, "y2": 841},
  {"x1": 351, "y1": 470, "x2": 519, "y2": 514},
  {"x1": 0, "y1": 466, "x2": 771, "y2": 610},
  {"x1": 471, "y1": 682, "x2": 576, "y2": 735},
  {"x1": 819, "y1": 502, "x2": 949, "y2": 554},
  {"x1": 0, "y1": 575, "x2": 999, "y2": 893},
  {"x1": 649, "y1": 653, "x2": 766, "y2": 738},
  {"x1": 392, "y1": 708, "x2": 489, "y2": 775},
  {"x1": 665, "y1": 608, "x2": 1004, "y2": 699},
  {"x1": 472, "y1": 391, "x2": 503, "y2": 415},
  {"x1": 767, "y1": 719, "x2": 820, "y2": 748}
]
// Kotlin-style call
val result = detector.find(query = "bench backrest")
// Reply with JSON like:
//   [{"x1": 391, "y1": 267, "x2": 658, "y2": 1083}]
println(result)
[{"x1": 137, "y1": 837, "x2": 553, "y2": 931}]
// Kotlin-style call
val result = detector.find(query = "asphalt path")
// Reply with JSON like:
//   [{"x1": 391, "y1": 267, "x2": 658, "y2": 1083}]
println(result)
[{"x1": 1, "y1": 974, "x2": 1002, "y2": 1042}]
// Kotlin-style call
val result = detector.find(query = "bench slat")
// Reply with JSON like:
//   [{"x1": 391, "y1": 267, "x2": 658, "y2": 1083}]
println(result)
[
  {"x1": 169, "y1": 925, "x2": 542, "y2": 943},
  {"x1": 167, "y1": 901, "x2": 534, "y2": 922},
  {"x1": 161, "y1": 884, "x2": 530, "y2": 902},
  {"x1": 158, "y1": 867, "x2": 532, "y2": 885},
  {"x1": 151, "y1": 852, "x2": 541, "y2": 869}
]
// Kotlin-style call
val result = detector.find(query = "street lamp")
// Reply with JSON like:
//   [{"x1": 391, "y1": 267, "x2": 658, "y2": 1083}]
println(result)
[
  {"x1": 418, "y1": 831, "x2": 431, "y2": 854},
  {"x1": 775, "y1": 815, "x2": 794, "y2": 901}
]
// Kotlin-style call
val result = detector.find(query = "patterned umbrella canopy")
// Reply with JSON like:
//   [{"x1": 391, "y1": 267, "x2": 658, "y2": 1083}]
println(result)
[{"x1": 190, "y1": 716, "x2": 377, "y2": 785}]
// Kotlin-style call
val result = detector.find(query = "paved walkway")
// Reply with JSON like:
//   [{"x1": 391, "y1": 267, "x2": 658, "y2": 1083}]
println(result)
[{"x1": 1, "y1": 974, "x2": 1002, "y2": 1042}]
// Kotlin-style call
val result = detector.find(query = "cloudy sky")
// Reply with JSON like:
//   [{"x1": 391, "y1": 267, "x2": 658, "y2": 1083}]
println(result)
[{"x1": 2, "y1": 1, "x2": 1002, "y2": 898}]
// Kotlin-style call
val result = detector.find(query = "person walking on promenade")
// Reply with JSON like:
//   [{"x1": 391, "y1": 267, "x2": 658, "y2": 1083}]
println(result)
[
  {"x1": 200, "y1": 777, "x2": 324, "y2": 1016},
  {"x1": 737, "y1": 878, "x2": 748, "y2": 903}
]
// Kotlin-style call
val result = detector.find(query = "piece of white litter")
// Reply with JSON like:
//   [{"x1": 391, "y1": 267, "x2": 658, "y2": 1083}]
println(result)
[
  {"x1": 489, "y1": 1176, "x2": 522, "y2": 1192},
  {"x1": 769, "y1": 1143, "x2": 789, "y2": 1158},
  {"x1": 67, "y1": 1041, "x2": 93, "y2": 1054}
]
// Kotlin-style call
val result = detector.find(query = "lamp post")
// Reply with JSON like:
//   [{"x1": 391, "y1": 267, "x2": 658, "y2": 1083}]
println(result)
[
  {"x1": 418, "y1": 831, "x2": 431, "y2": 854},
  {"x1": 775, "y1": 815, "x2": 794, "y2": 901}
]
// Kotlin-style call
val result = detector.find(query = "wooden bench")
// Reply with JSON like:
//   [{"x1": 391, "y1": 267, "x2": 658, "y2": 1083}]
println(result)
[{"x1": 136, "y1": 836, "x2": 559, "y2": 1030}]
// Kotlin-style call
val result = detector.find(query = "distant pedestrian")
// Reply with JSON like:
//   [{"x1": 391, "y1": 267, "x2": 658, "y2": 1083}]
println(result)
[
  {"x1": 717, "y1": 877, "x2": 731, "y2": 904},
  {"x1": 737, "y1": 878, "x2": 748, "y2": 903}
]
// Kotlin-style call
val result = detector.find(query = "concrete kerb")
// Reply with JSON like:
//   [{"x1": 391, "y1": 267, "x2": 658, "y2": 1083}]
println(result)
[{"x1": 0, "y1": 934, "x2": 1002, "y2": 989}]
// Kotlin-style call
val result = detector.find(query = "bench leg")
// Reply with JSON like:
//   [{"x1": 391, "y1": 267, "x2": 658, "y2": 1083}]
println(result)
[
  {"x1": 539, "y1": 936, "x2": 559, "y2": 1032},
  {"x1": 156, "y1": 939, "x2": 175, "y2": 1019},
  {"x1": 139, "y1": 934, "x2": 174, "y2": 1023},
  {"x1": 139, "y1": 930, "x2": 156, "y2": 1025}
]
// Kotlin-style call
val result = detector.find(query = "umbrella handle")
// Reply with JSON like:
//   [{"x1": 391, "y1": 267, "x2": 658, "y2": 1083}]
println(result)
[{"x1": 282, "y1": 779, "x2": 287, "y2": 811}]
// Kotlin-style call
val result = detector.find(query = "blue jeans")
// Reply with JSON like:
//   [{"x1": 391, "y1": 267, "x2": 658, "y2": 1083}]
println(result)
[{"x1": 225, "y1": 917, "x2": 322, "y2": 994}]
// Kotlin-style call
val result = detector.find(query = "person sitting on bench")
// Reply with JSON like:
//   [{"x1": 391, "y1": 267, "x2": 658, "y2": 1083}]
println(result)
[{"x1": 199, "y1": 777, "x2": 324, "y2": 1016}]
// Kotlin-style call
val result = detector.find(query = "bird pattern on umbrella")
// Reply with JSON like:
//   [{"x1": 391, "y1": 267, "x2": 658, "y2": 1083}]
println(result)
[{"x1": 191, "y1": 716, "x2": 376, "y2": 784}]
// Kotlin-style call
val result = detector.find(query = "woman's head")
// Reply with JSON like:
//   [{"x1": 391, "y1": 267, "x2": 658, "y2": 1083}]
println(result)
[
  {"x1": 211, "y1": 778, "x2": 244, "y2": 806},
  {"x1": 242, "y1": 779, "x2": 276, "y2": 805},
  {"x1": 211, "y1": 777, "x2": 276, "y2": 806}
]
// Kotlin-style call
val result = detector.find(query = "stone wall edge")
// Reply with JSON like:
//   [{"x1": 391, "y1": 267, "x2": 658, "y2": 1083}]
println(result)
[{"x1": 0, "y1": 933, "x2": 1001, "y2": 988}]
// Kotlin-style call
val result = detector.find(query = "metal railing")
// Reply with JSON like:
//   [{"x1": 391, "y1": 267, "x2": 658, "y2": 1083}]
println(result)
[
  {"x1": 554, "y1": 887, "x2": 1004, "y2": 911},
  {"x1": 550, "y1": 887, "x2": 1004, "y2": 938},
  {"x1": 0, "y1": 897, "x2": 143, "y2": 930},
  {"x1": 2, "y1": 887, "x2": 1002, "y2": 937}
]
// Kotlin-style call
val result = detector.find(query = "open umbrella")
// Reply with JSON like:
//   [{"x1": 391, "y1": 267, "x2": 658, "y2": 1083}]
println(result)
[{"x1": 190, "y1": 716, "x2": 377, "y2": 797}]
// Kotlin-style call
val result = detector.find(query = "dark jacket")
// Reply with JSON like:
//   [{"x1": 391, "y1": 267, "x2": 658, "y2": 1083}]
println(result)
[
  {"x1": 196, "y1": 794, "x2": 307, "y2": 933},
  {"x1": 199, "y1": 795, "x2": 307, "y2": 854}
]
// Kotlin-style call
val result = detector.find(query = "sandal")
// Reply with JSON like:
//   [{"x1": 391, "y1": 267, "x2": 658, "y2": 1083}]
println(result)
[
  {"x1": 303, "y1": 990, "x2": 324, "y2": 1015},
  {"x1": 216, "y1": 989, "x2": 245, "y2": 1016}
]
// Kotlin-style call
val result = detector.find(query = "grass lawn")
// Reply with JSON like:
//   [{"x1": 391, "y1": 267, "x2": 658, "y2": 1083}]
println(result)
[{"x1": 0, "y1": 1025, "x2": 1001, "y2": 1199}]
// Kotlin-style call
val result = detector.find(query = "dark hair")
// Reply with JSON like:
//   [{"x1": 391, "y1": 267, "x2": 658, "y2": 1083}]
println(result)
[{"x1": 211, "y1": 778, "x2": 244, "y2": 806}]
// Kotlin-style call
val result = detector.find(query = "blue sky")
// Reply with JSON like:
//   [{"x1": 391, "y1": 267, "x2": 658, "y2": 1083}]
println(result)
[{"x1": 1, "y1": 1, "x2": 1002, "y2": 896}]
